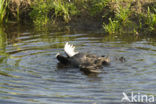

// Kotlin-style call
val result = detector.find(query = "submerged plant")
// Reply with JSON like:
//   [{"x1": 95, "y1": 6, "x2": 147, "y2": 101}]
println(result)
[{"x1": 0, "y1": 0, "x2": 8, "y2": 23}]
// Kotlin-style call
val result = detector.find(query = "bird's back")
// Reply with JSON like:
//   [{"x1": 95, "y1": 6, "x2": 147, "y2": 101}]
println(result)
[{"x1": 69, "y1": 53, "x2": 103, "y2": 67}]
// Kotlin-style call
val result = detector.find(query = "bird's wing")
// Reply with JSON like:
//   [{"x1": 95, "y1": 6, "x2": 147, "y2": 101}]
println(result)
[{"x1": 64, "y1": 42, "x2": 78, "y2": 57}]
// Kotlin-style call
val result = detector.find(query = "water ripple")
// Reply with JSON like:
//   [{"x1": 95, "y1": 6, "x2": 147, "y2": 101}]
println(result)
[{"x1": 0, "y1": 28, "x2": 156, "y2": 104}]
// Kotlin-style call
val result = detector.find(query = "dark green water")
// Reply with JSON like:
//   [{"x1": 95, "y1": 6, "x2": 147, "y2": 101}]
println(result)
[{"x1": 0, "y1": 25, "x2": 156, "y2": 104}]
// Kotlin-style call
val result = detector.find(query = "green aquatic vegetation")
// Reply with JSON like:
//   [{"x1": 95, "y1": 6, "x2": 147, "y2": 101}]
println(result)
[
  {"x1": 1, "y1": 0, "x2": 154, "y2": 35},
  {"x1": 145, "y1": 7, "x2": 156, "y2": 32},
  {"x1": 103, "y1": 18, "x2": 120, "y2": 34},
  {"x1": 103, "y1": 1, "x2": 156, "y2": 35},
  {"x1": 103, "y1": 1, "x2": 131, "y2": 34},
  {"x1": 0, "y1": 0, "x2": 8, "y2": 23},
  {"x1": 137, "y1": 6, "x2": 156, "y2": 34},
  {"x1": 115, "y1": 3, "x2": 131, "y2": 24}
]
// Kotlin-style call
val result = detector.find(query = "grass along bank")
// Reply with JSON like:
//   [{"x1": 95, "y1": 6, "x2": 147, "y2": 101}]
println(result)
[
  {"x1": 103, "y1": 0, "x2": 156, "y2": 35},
  {"x1": 1, "y1": 0, "x2": 156, "y2": 35},
  {"x1": 0, "y1": 0, "x2": 8, "y2": 23}
]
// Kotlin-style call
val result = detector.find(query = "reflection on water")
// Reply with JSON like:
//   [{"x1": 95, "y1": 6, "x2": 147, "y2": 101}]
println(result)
[{"x1": 0, "y1": 24, "x2": 156, "y2": 104}]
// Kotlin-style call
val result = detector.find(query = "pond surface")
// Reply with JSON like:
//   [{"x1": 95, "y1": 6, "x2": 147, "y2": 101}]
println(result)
[{"x1": 0, "y1": 25, "x2": 156, "y2": 104}]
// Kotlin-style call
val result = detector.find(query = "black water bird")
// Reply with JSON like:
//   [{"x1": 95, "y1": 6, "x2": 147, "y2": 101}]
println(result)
[{"x1": 56, "y1": 42, "x2": 110, "y2": 73}]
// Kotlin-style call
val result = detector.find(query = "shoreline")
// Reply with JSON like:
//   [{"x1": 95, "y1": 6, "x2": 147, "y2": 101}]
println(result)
[{"x1": 1, "y1": 0, "x2": 156, "y2": 35}]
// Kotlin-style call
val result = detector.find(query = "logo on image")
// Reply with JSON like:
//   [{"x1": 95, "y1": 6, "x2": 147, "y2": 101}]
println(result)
[{"x1": 121, "y1": 92, "x2": 154, "y2": 103}]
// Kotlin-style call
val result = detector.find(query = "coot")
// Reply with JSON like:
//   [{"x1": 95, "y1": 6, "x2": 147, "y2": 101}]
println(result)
[{"x1": 56, "y1": 42, "x2": 110, "y2": 73}]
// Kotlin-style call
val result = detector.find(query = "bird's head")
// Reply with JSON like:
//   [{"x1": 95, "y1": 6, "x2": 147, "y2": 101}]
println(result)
[{"x1": 55, "y1": 53, "x2": 60, "y2": 58}]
